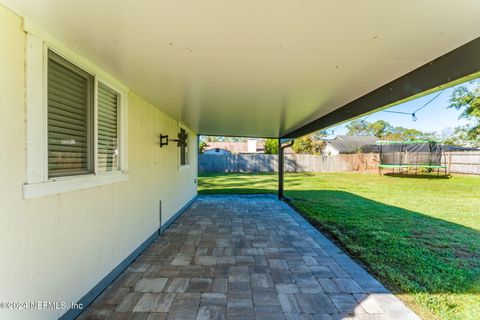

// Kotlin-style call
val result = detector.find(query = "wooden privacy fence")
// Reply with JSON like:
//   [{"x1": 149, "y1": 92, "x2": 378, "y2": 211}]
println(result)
[
  {"x1": 199, "y1": 152, "x2": 480, "y2": 174},
  {"x1": 198, "y1": 153, "x2": 379, "y2": 173},
  {"x1": 445, "y1": 152, "x2": 480, "y2": 175}
]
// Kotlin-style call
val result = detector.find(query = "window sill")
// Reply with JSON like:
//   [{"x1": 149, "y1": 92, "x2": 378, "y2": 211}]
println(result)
[{"x1": 23, "y1": 171, "x2": 129, "y2": 199}]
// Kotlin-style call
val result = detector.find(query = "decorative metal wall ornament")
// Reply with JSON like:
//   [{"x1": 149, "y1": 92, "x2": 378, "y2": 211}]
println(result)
[{"x1": 160, "y1": 131, "x2": 188, "y2": 148}]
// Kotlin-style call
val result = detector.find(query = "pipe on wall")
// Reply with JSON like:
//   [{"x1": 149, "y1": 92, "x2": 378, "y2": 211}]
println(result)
[{"x1": 278, "y1": 139, "x2": 294, "y2": 200}]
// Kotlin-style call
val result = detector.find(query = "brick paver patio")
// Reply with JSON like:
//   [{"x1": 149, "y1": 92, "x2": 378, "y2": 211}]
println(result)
[{"x1": 79, "y1": 195, "x2": 420, "y2": 320}]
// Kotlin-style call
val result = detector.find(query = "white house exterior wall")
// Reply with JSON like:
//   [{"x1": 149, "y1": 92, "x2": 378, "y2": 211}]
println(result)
[
  {"x1": 0, "y1": 5, "x2": 197, "y2": 319},
  {"x1": 323, "y1": 143, "x2": 340, "y2": 156}
]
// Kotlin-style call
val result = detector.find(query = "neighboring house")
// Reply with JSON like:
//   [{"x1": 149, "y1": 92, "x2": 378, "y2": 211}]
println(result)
[
  {"x1": 323, "y1": 135, "x2": 380, "y2": 155},
  {"x1": 283, "y1": 146, "x2": 295, "y2": 154},
  {"x1": 203, "y1": 148, "x2": 232, "y2": 155},
  {"x1": 204, "y1": 139, "x2": 264, "y2": 154}
]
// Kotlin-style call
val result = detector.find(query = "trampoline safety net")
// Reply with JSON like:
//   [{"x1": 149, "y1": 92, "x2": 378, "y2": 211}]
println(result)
[{"x1": 378, "y1": 141, "x2": 443, "y2": 166}]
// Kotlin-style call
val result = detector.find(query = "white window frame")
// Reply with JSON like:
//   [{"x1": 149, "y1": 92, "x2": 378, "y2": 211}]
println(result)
[
  {"x1": 95, "y1": 80, "x2": 124, "y2": 173},
  {"x1": 23, "y1": 22, "x2": 129, "y2": 199},
  {"x1": 178, "y1": 126, "x2": 190, "y2": 170}
]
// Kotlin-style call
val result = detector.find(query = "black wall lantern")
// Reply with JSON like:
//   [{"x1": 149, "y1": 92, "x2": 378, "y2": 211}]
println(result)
[{"x1": 160, "y1": 131, "x2": 188, "y2": 148}]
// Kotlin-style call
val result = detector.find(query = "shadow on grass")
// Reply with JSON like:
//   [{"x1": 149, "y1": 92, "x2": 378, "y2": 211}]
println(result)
[
  {"x1": 286, "y1": 189, "x2": 480, "y2": 319},
  {"x1": 383, "y1": 172, "x2": 451, "y2": 179}
]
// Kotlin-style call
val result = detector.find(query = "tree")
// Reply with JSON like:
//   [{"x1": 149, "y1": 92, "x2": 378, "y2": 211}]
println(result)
[
  {"x1": 204, "y1": 136, "x2": 220, "y2": 142},
  {"x1": 223, "y1": 137, "x2": 247, "y2": 142},
  {"x1": 199, "y1": 141, "x2": 207, "y2": 153},
  {"x1": 443, "y1": 126, "x2": 480, "y2": 147},
  {"x1": 345, "y1": 119, "x2": 436, "y2": 141},
  {"x1": 264, "y1": 132, "x2": 326, "y2": 155},
  {"x1": 263, "y1": 139, "x2": 278, "y2": 154},
  {"x1": 369, "y1": 120, "x2": 395, "y2": 138},
  {"x1": 448, "y1": 80, "x2": 480, "y2": 143},
  {"x1": 384, "y1": 127, "x2": 437, "y2": 141},
  {"x1": 345, "y1": 119, "x2": 369, "y2": 136},
  {"x1": 292, "y1": 133, "x2": 325, "y2": 154},
  {"x1": 311, "y1": 130, "x2": 328, "y2": 141},
  {"x1": 346, "y1": 119, "x2": 393, "y2": 138},
  {"x1": 292, "y1": 136, "x2": 314, "y2": 154}
]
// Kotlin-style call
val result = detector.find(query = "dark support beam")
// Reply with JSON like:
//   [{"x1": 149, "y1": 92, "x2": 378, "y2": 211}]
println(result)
[
  {"x1": 283, "y1": 37, "x2": 480, "y2": 139},
  {"x1": 278, "y1": 139, "x2": 294, "y2": 200}
]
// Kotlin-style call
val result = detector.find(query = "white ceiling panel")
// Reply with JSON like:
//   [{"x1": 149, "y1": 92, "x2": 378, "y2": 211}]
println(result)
[{"x1": 3, "y1": 0, "x2": 480, "y2": 137}]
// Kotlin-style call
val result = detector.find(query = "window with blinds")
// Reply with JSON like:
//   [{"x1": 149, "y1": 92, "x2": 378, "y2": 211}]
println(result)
[
  {"x1": 47, "y1": 51, "x2": 94, "y2": 178},
  {"x1": 97, "y1": 83, "x2": 119, "y2": 172}
]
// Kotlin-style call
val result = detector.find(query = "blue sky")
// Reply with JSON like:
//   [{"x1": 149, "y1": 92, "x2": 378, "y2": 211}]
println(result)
[{"x1": 324, "y1": 83, "x2": 472, "y2": 138}]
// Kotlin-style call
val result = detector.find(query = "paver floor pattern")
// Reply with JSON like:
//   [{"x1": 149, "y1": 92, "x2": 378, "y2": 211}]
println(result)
[{"x1": 79, "y1": 195, "x2": 420, "y2": 320}]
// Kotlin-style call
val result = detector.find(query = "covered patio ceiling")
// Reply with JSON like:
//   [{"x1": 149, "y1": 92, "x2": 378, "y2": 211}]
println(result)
[{"x1": 5, "y1": 0, "x2": 480, "y2": 138}]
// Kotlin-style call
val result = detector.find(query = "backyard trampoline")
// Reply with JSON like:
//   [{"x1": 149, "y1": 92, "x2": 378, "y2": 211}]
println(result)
[{"x1": 378, "y1": 140, "x2": 447, "y2": 176}]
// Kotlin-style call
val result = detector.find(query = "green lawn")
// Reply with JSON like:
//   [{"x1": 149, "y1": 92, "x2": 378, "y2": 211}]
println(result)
[{"x1": 199, "y1": 172, "x2": 480, "y2": 320}]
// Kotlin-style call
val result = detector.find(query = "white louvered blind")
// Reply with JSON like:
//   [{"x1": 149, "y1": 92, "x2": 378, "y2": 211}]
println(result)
[
  {"x1": 47, "y1": 51, "x2": 93, "y2": 178},
  {"x1": 97, "y1": 83, "x2": 119, "y2": 172}
]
